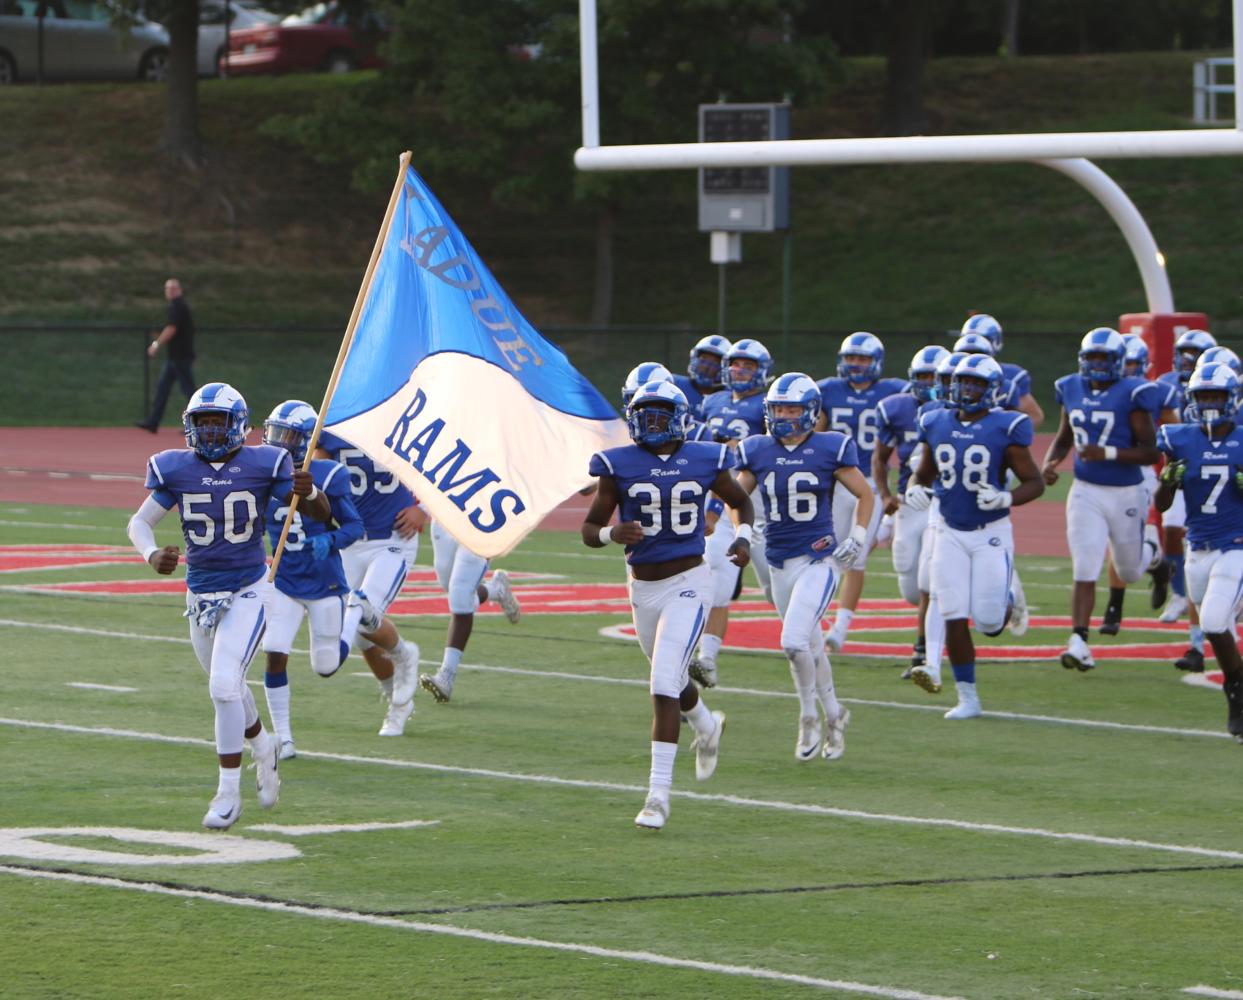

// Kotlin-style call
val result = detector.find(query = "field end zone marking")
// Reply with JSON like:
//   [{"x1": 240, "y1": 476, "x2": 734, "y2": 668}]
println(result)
[
  {"x1": 1184, "y1": 988, "x2": 1243, "y2": 999},
  {"x1": 0, "y1": 618, "x2": 1229, "y2": 741},
  {"x1": 248, "y1": 820, "x2": 439, "y2": 836},
  {"x1": 0, "y1": 828, "x2": 298, "y2": 865},
  {"x1": 66, "y1": 682, "x2": 138, "y2": 693},
  {"x1": 2, "y1": 716, "x2": 1240, "y2": 862},
  {"x1": 0, "y1": 865, "x2": 963, "y2": 1000}
]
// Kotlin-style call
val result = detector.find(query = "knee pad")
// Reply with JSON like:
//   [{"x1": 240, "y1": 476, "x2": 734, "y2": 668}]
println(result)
[
  {"x1": 311, "y1": 645, "x2": 341, "y2": 678},
  {"x1": 208, "y1": 672, "x2": 243, "y2": 703},
  {"x1": 448, "y1": 581, "x2": 481, "y2": 616},
  {"x1": 781, "y1": 641, "x2": 810, "y2": 660},
  {"x1": 897, "y1": 570, "x2": 920, "y2": 607}
]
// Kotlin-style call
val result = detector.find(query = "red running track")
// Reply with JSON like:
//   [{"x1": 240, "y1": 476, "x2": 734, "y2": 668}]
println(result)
[{"x1": 0, "y1": 427, "x2": 1070, "y2": 557}]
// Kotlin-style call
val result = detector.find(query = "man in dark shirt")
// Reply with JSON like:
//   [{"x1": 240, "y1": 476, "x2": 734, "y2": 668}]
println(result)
[{"x1": 136, "y1": 278, "x2": 197, "y2": 433}]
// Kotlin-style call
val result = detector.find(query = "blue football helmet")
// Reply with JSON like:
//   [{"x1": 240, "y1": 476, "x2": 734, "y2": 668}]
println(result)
[
  {"x1": 724, "y1": 338, "x2": 772, "y2": 393},
  {"x1": 1174, "y1": 328, "x2": 1218, "y2": 382},
  {"x1": 622, "y1": 361, "x2": 673, "y2": 408},
  {"x1": 953, "y1": 332, "x2": 996, "y2": 357},
  {"x1": 951, "y1": 355, "x2": 1004, "y2": 414},
  {"x1": 908, "y1": 345, "x2": 949, "y2": 403},
  {"x1": 936, "y1": 350, "x2": 968, "y2": 407},
  {"x1": 1078, "y1": 327, "x2": 1126, "y2": 385},
  {"x1": 627, "y1": 380, "x2": 691, "y2": 447},
  {"x1": 1185, "y1": 361, "x2": 1240, "y2": 431},
  {"x1": 837, "y1": 331, "x2": 884, "y2": 382},
  {"x1": 263, "y1": 400, "x2": 318, "y2": 464},
  {"x1": 1196, "y1": 345, "x2": 1242, "y2": 377},
  {"x1": 961, "y1": 313, "x2": 1003, "y2": 353},
  {"x1": 764, "y1": 372, "x2": 821, "y2": 439},
  {"x1": 183, "y1": 382, "x2": 249, "y2": 461},
  {"x1": 1121, "y1": 333, "x2": 1150, "y2": 377},
  {"x1": 687, "y1": 334, "x2": 731, "y2": 390}
]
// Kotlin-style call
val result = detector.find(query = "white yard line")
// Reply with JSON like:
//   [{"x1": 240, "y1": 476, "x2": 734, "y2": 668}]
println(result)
[
  {"x1": 1, "y1": 716, "x2": 1239, "y2": 862},
  {"x1": 1184, "y1": 988, "x2": 1243, "y2": 999},
  {"x1": 65, "y1": 682, "x2": 137, "y2": 693},
  {"x1": 0, "y1": 865, "x2": 960, "y2": 1000},
  {"x1": 0, "y1": 618, "x2": 1229, "y2": 741},
  {"x1": 247, "y1": 820, "x2": 439, "y2": 836}
]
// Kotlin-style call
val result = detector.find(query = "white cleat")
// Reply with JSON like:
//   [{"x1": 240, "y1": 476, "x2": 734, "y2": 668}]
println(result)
[
  {"x1": 911, "y1": 665, "x2": 943, "y2": 695},
  {"x1": 389, "y1": 640, "x2": 421, "y2": 706},
  {"x1": 1059, "y1": 633, "x2": 1096, "y2": 673},
  {"x1": 1159, "y1": 594, "x2": 1188, "y2": 624},
  {"x1": 634, "y1": 796, "x2": 669, "y2": 830},
  {"x1": 688, "y1": 656, "x2": 718, "y2": 689},
  {"x1": 419, "y1": 670, "x2": 454, "y2": 704},
  {"x1": 795, "y1": 715, "x2": 822, "y2": 761},
  {"x1": 491, "y1": 569, "x2": 521, "y2": 624},
  {"x1": 202, "y1": 792, "x2": 242, "y2": 830},
  {"x1": 944, "y1": 683, "x2": 982, "y2": 720},
  {"x1": 378, "y1": 698, "x2": 414, "y2": 737},
  {"x1": 691, "y1": 710, "x2": 725, "y2": 780},
  {"x1": 278, "y1": 739, "x2": 297, "y2": 762},
  {"x1": 824, "y1": 628, "x2": 845, "y2": 653},
  {"x1": 252, "y1": 737, "x2": 280, "y2": 809},
  {"x1": 1008, "y1": 581, "x2": 1029, "y2": 637},
  {"x1": 822, "y1": 707, "x2": 851, "y2": 760}
]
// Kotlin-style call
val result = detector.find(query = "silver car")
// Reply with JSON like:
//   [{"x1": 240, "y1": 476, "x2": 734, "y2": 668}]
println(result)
[{"x1": 0, "y1": 0, "x2": 170, "y2": 84}]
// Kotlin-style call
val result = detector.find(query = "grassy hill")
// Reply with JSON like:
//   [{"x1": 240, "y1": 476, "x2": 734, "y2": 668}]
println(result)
[{"x1": 3, "y1": 51, "x2": 1242, "y2": 425}]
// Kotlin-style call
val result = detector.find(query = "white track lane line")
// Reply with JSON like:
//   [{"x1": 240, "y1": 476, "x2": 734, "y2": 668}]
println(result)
[
  {"x1": 0, "y1": 865, "x2": 961, "y2": 1000},
  {"x1": 0, "y1": 618, "x2": 1230, "y2": 741},
  {"x1": 1, "y1": 716, "x2": 1240, "y2": 862}
]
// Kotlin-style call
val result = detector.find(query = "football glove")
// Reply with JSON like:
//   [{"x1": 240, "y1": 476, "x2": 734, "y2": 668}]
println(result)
[
  {"x1": 1235, "y1": 467, "x2": 1243, "y2": 491},
  {"x1": 309, "y1": 533, "x2": 334, "y2": 562},
  {"x1": 903, "y1": 483, "x2": 932, "y2": 511},
  {"x1": 975, "y1": 484, "x2": 1013, "y2": 511},
  {"x1": 1160, "y1": 460, "x2": 1187, "y2": 487},
  {"x1": 832, "y1": 525, "x2": 868, "y2": 570}
]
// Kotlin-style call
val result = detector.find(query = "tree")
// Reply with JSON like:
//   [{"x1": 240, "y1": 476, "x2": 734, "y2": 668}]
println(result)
[
  {"x1": 880, "y1": 0, "x2": 929, "y2": 136},
  {"x1": 121, "y1": 0, "x2": 202, "y2": 165}
]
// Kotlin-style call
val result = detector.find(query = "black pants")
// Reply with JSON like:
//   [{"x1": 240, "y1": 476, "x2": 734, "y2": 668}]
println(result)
[{"x1": 145, "y1": 357, "x2": 196, "y2": 427}]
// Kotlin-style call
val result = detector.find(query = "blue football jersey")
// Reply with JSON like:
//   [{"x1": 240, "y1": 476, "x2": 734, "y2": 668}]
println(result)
[
  {"x1": 701, "y1": 390, "x2": 767, "y2": 443},
  {"x1": 1000, "y1": 361, "x2": 1031, "y2": 402},
  {"x1": 145, "y1": 444, "x2": 294, "y2": 594},
  {"x1": 265, "y1": 458, "x2": 364, "y2": 601},
  {"x1": 1155, "y1": 370, "x2": 1186, "y2": 421},
  {"x1": 1053, "y1": 374, "x2": 1160, "y2": 487},
  {"x1": 318, "y1": 431, "x2": 416, "y2": 540},
  {"x1": 737, "y1": 431, "x2": 859, "y2": 568},
  {"x1": 875, "y1": 391, "x2": 924, "y2": 494},
  {"x1": 1159, "y1": 423, "x2": 1243, "y2": 551},
  {"x1": 919, "y1": 407, "x2": 1033, "y2": 531},
  {"x1": 671, "y1": 375, "x2": 711, "y2": 421},
  {"x1": 589, "y1": 441, "x2": 735, "y2": 566},
  {"x1": 816, "y1": 376, "x2": 908, "y2": 474}
]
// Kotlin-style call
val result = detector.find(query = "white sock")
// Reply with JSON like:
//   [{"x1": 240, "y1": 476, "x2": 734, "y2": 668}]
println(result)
[
  {"x1": 697, "y1": 632, "x2": 722, "y2": 663},
  {"x1": 684, "y1": 697, "x2": 715, "y2": 738},
  {"x1": 217, "y1": 765, "x2": 242, "y2": 797},
  {"x1": 484, "y1": 575, "x2": 499, "y2": 601},
  {"x1": 440, "y1": 647, "x2": 463, "y2": 681},
  {"x1": 787, "y1": 648, "x2": 819, "y2": 717},
  {"x1": 924, "y1": 593, "x2": 946, "y2": 667},
  {"x1": 1011, "y1": 570, "x2": 1026, "y2": 608},
  {"x1": 832, "y1": 608, "x2": 854, "y2": 636},
  {"x1": 814, "y1": 647, "x2": 841, "y2": 719},
  {"x1": 648, "y1": 740, "x2": 677, "y2": 800},
  {"x1": 264, "y1": 684, "x2": 291, "y2": 744},
  {"x1": 247, "y1": 725, "x2": 270, "y2": 758},
  {"x1": 378, "y1": 676, "x2": 394, "y2": 698}
]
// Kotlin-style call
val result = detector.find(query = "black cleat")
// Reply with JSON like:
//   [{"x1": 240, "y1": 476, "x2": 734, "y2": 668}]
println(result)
[
  {"x1": 1149, "y1": 559, "x2": 1172, "y2": 610},
  {"x1": 902, "y1": 641, "x2": 926, "y2": 680},
  {"x1": 1175, "y1": 647, "x2": 1205, "y2": 673},
  {"x1": 1224, "y1": 680, "x2": 1243, "y2": 742},
  {"x1": 1099, "y1": 607, "x2": 1122, "y2": 637}
]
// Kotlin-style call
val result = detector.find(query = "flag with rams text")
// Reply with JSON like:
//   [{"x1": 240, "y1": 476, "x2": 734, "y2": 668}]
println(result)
[{"x1": 323, "y1": 163, "x2": 627, "y2": 558}]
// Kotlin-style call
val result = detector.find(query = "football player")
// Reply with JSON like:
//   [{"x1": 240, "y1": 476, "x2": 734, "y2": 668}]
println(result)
[
  {"x1": 126, "y1": 382, "x2": 332, "y2": 829},
  {"x1": 582, "y1": 380, "x2": 754, "y2": 830},
  {"x1": 1155, "y1": 361, "x2": 1243, "y2": 741},
  {"x1": 1041, "y1": 329, "x2": 1162, "y2": 671},
  {"x1": 315, "y1": 432, "x2": 423, "y2": 737},
  {"x1": 736, "y1": 373, "x2": 873, "y2": 761},
  {"x1": 959, "y1": 313, "x2": 1044, "y2": 425},
  {"x1": 672, "y1": 334, "x2": 730, "y2": 420},
  {"x1": 874, "y1": 346, "x2": 948, "y2": 674},
  {"x1": 814, "y1": 332, "x2": 905, "y2": 651},
  {"x1": 907, "y1": 356, "x2": 1045, "y2": 718},
  {"x1": 259, "y1": 400, "x2": 364, "y2": 759}
]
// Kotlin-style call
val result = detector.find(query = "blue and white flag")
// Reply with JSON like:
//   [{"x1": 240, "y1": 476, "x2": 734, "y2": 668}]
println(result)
[{"x1": 323, "y1": 163, "x2": 628, "y2": 558}]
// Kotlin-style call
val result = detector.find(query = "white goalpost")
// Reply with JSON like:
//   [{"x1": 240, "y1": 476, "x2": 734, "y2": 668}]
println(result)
[{"x1": 574, "y1": 0, "x2": 1243, "y2": 313}]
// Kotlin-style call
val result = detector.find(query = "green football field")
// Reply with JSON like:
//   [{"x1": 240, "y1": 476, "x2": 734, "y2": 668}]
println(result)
[{"x1": 2, "y1": 501, "x2": 1242, "y2": 999}]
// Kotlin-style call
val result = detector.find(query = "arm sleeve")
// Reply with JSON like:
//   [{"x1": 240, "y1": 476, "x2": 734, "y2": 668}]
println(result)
[{"x1": 127, "y1": 495, "x2": 172, "y2": 563}]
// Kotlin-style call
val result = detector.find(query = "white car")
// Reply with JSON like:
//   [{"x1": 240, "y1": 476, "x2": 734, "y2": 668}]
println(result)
[
  {"x1": 0, "y1": 0, "x2": 169, "y2": 84},
  {"x1": 193, "y1": 0, "x2": 277, "y2": 77}
]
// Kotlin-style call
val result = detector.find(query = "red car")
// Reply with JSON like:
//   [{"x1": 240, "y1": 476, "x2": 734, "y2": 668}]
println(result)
[{"x1": 221, "y1": 2, "x2": 388, "y2": 76}]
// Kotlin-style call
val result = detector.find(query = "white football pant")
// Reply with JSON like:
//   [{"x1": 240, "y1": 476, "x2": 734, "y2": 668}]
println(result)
[
  {"x1": 628, "y1": 563, "x2": 711, "y2": 698},
  {"x1": 263, "y1": 588, "x2": 347, "y2": 677},
  {"x1": 931, "y1": 517, "x2": 1015, "y2": 636},
  {"x1": 704, "y1": 515, "x2": 742, "y2": 608},
  {"x1": 1186, "y1": 547, "x2": 1243, "y2": 633},
  {"x1": 431, "y1": 519, "x2": 489, "y2": 614},
  {"x1": 891, "y1": 500, "x2": 931, "y2": 606},
  {"x1": 1066, "y1": 479, "x2": 1149, "y2": 584}
]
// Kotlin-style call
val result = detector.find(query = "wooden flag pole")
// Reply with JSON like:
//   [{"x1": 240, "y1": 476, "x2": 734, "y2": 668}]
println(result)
[{"x1": 269, "y1": 150, "x2": 414, "y2": 582}]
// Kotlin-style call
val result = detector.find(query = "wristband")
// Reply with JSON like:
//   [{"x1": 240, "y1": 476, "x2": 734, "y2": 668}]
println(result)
[
  {"x1": 598, "y1": 525, "x2": 613, "y2": 544},
  {"x1": 307, "y1": 485, "x2": 320, "y2": 501},
  {"x1": 848, "y1": 523, "x2": 868, "y2": 544},
  {"x1": 735, "y1": 523, "x2": 753, "y2": 544},
  {"x1": 1104, "y1": 445, "x2": 1118, "y2": 461},
  {"x1": 142, "y1": 545, "x2": 159, "y2": 563}
]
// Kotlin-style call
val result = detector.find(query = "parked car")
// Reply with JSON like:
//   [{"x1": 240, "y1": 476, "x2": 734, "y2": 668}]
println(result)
[
  {"x1": 220, "y1": 1, "x2": 388, "y2": 76},
  {"x1": 0, "y1": 0, "x2": 169, "y2": 84},
  {"x1": 191, "y1": 0, "x2": 276, "y2": 77}
]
